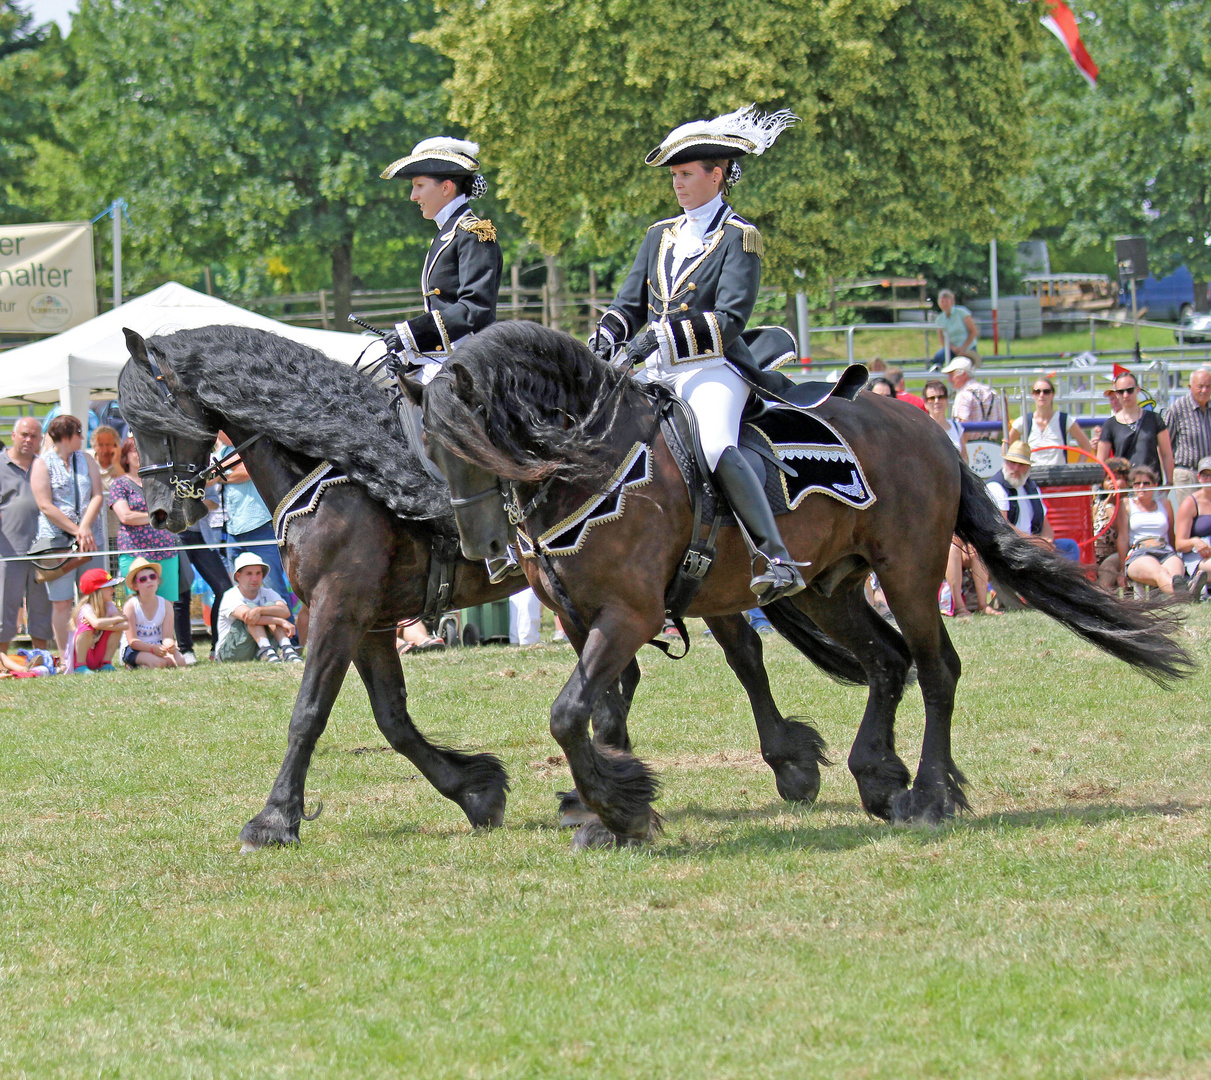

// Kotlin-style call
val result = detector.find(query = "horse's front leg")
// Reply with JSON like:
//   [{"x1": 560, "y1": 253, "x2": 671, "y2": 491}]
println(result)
[
  {"x1": 549, "y1": 611, "x2": 662, "y2": 849},
  {"x1": 703, "y1": 612, "x2": 829, "y2": 804},
  {"x1": 239, "y1": 599, "x2": 354, "y2": 850},
  {"x1": 353, "y1": 629, "x2": 510, "y2": 828}
]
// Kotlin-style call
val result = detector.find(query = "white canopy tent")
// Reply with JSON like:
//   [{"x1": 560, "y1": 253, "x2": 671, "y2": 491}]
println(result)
[{"x1": 0, "y1": 281, "x2": 381, "y2": 423}]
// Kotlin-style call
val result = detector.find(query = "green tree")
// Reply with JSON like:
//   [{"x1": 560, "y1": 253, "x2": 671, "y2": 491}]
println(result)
[
  {"x1": 1014, "y1": 0, "x2": 1211, "y2": 280},
  {"x1": 423, "y1": 0, "x2": 1037, "y2": 291},
  {"x1": 62, "y1": 0, "x2": 453, "y2": 320}
]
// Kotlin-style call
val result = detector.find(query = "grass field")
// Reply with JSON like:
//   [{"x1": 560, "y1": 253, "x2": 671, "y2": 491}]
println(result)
[{"x1": 3, "y1": 608, "x2": 1210, "y2": 1079}]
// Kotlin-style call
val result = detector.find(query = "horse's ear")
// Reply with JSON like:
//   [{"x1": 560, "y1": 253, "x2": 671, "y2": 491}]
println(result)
[
  {"x1": 124, "y1": 328, "x2": 151, "y2": 369},
  {"x1": 400, "y1": 375, "x2": 425, "y2": 408},
  {"x1": 450, "y1": 362, "x2": 476, "y2": 407}
]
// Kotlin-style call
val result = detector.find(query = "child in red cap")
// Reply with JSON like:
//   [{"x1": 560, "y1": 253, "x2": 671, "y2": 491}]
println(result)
[{"x1": 69, "y1": 568, "x2": 125, "y2": 673}]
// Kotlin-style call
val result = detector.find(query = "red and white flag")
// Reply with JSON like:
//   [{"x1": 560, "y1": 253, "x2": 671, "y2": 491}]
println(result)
[{"x1": 1041, "y1": 0, "x2": 1098, "y2": 88}]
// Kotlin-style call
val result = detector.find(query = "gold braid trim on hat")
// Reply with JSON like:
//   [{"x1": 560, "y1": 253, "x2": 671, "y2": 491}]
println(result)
[{"x1": 460, "y1": 218, "x2": 497, "y2": 242}]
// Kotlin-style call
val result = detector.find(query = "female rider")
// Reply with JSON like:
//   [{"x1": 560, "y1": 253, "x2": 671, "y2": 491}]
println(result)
[{"x1": 590, "y1": 106, "x2": 803, "y2": 603}]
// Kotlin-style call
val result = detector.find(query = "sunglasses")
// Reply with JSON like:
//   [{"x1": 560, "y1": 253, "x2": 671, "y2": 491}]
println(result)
[
  {"x1": 1116, "y1": 386, "x2": 1137, "y2": 395},
  {"x1": 1031, "y1": 388, "x2": 1054, "y2": 396},
  {"x1": 135, "y1": 572, "x2": 159, "y2": 584},
  {"x1": 925, "y1": 395, "x2": 947, "y2": 403}
]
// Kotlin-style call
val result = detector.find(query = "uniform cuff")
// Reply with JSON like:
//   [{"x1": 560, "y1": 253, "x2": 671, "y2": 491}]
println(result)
[
  {"x1": 663, "y1": 313, "x2": 723, "y2": 362},
  {"x1": 404, "y1": 313, "x2": 443, "y2": 354}
]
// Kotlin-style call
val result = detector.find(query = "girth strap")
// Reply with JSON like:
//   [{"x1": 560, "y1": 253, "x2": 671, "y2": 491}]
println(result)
[{"x1": 422, "y1": 533, "x2": 461, "y2": 621}]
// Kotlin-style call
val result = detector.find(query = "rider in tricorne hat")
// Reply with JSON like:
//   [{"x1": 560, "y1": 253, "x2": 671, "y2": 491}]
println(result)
[
  {"x1": 589, "y1": 105, "x2": 805, "y2": 602},
  {"x1": 380, "y1": 137, "x2": 503, "y2": 384}
]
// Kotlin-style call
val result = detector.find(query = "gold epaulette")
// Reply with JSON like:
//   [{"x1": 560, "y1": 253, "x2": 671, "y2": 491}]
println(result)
[
  {"x1": 460, "y1": 217, "x2": 497, "y2": 243},
  {"x1": 727, "y1": 219, "x2": 764, "y2": 258}
]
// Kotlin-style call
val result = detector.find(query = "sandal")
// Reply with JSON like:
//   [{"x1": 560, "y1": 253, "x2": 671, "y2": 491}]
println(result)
[{"x1": 398, "y1": 637, "x2": 446, "y2": 655}]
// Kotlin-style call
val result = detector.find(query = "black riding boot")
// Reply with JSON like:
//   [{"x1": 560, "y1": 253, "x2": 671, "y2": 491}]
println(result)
[{"x1": 712, "y1": 446, "x2": 806, "y2": 603}]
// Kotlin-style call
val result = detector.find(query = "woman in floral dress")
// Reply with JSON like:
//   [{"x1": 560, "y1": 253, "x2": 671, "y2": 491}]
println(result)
[{"x1": 107, "y1": 438, "x2": 181, "y2": 602}]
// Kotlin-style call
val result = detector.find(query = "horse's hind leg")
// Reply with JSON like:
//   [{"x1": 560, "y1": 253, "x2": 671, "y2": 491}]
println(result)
[
  {"x1": 877, "y1": 570, "x2": 966, "y2": 824},
  {"x1": 704, "y1": 612, "x2": 828, "y2": 804},
  {"x1": 794, "y1": 586, "x2": 914, "y2": 819},
  {"x1": 353, "y1": 629, "x2": 510, "y2": 828}
]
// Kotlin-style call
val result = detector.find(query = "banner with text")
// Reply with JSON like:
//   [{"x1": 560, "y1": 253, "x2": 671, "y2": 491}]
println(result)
[{"x1": 0, "y1": 222, "x2": 97, "y2": 334}]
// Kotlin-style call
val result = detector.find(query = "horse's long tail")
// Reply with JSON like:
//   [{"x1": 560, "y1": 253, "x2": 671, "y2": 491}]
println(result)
[
  {"x1": 954, "y1": 461, "x2": 1194, "y2": 685},
  {"x1": 764, "y1": 598, "x2": 868, "y2": 685}
]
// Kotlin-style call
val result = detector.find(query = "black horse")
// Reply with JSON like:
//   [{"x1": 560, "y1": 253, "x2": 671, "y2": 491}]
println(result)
[
  {"x1": 414, "y1": 320, "x2": 1194, "y2": 847},
  {"x1": 117, "y1": 323, "x2": 851, "y2": 848}
]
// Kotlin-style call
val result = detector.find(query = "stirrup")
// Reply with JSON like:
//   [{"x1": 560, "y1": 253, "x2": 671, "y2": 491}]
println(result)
[
  {"x1": 486, "y1": 545, "x2": 525, "y2": 585},
  {"x1": 750, "y1": 558, "x2": 806, "y2": 605}
]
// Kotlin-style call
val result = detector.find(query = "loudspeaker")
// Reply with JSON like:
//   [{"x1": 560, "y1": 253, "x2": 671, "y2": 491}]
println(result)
[{"x1": 1114, "y1": 235, "x2": 1149, "y2": 281}]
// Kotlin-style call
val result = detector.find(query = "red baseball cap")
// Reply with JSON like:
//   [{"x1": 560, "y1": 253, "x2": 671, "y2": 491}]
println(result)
[{"x1": 79, "y1": 568, "x2": 121, "y2": 595}]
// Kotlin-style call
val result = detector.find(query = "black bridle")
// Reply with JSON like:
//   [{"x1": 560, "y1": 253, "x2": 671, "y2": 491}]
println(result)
[{"x1": 134, "y1": 351, "x2": 264, "y2": 500}]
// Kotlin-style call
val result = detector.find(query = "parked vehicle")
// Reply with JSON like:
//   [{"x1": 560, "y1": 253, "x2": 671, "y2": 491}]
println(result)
[
  {"x1": 1120, "y1": 265, "x2": 1195, "y2": 322},
  {"x1": 1175, "y1": 311, "x2": 1211, "y2": 344}
]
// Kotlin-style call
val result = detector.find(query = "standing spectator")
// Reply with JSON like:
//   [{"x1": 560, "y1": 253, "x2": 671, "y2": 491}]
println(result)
[
  {"x1": 923, "y1": 380, "x2": 966, "y2": 458},
  {"x1": 108, "y1": 438, "x2": 181, "y2": 603},
  {"x1": 1097, "y1": 370, "x2": 1173, "y2": 485},
  {"x1": 931, "y1": 289, "x2": 979, "y2": 368},
  {"x1": 213, "y1": 432, "x2": 291, "y2": 600},
  {"x1": 1163, "y1": 367, "x2": 1211, "y2": 504},
  {"x1": 987, "y1": 441, "x2": 1081, "y2": 560},
  {"x1": 1115, "y1": 465, "x2": 1199, "y2": 598},
  {"x1": 90, "y1": 425, "x2": 124, "y2": 568},
  {"x1": 30, "y1": 415, "x2": 104, "y2": 658},
  {"x1": 943, "y1": 357, "x2": 1002, "y2": 425},
  {"x1": 1093, "y1": 457, "x2": 1132, "y2": 591},
  {"x1": 214, "y1": 552, "x2": 300, "y2": 663},
  {"x1": 885, "y1": 366, "x2": 927, "y2": 411},
  {"x1": 121, "y1": 557, "x2": 187, "y2": 669},
  {"x1": 1005, "y1": 376, "x2": 1094, "y2": 466},
  {"x1": 0, "y1": 417, "x2": 52, "y2": 654},
  {"x1": 509, "y1": 588, "x2": 542, "y2": 646}
]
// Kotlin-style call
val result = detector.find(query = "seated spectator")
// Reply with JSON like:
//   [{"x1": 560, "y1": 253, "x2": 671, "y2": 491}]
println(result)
[
  {"x1": 923, "y1": 380, "x2": 966, "y2": 458},
  {"x1": 885, "y1": 366, "x2": 927, "y2": 411},
  {"x1": 944, "y1": 539, "x2": 1001, "y2": 617},
  {"x1": 215, "y1": 552, "x2": 301, "y2": 664},
  {"x1": 397, "y1": 619, "x2": 445, "y2": 654},
  {"x1": 1115, "y1": 465, "x2": 1202, "y2": 598},
  {"x1": 987, "y1": 441, "x2": 1081, "y2": 561},
  {"x1": 866, "y1": 377, "x2": 896, "y2": 398},
  {"x1": 1093, "y1": 457, "x2": 1131, "y2": 591},
  {"x1": 1005, "y1": 376, "x2": 1093, "y2": 466},
  {"x1": 68, "y1": 568, "x2": 124, "y2": 673},
  {"x1": 1174, "y1": 456, "x2": 1211, "y2": 598},
  {"x1": 121, "y1": 557, "x2": 187, "y2": 669},
  {"x1": 931, "y1": 289, "x2": 980, "y2": 368}
]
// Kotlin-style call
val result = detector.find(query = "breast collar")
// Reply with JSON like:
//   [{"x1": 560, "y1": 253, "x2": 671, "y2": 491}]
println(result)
[{"x1": 653, "y1": 204, "x2": 733, "y2": 312}]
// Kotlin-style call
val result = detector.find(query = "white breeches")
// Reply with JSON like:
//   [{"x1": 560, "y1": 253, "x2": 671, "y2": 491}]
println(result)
[{"x1": 634, "y1": 360, "x2": 749, "y2": 471}]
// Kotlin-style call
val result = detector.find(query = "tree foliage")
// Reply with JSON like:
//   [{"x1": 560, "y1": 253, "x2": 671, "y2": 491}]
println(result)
[
  {"x1": 1014, "y1": 0, "x2": 1211, "y2": 280},
  {"x1": 61, "y1": 0, "x2": 454, "y2": 317},
  {"x1": 424, "y1": 0, "x2": 1036, "y2": 289}
]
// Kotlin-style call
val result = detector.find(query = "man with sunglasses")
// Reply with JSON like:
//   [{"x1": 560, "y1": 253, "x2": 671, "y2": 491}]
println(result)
[{"x1": 1096, "y1": 371, "x2": 1174, "y2": 488}]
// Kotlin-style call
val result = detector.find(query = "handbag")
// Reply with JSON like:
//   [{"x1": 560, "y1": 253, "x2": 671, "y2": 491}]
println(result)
[{"x1": 29, "y1": 452, "x2": 86, "y2": 581}]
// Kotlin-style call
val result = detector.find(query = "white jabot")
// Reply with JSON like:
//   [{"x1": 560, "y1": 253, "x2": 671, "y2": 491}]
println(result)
[
  {"x1": 671, "y1": 194, "x2": 725, "y2": 279},
  {"x1": 434, "y1": 194, "x2": 469, "y2": 230}
]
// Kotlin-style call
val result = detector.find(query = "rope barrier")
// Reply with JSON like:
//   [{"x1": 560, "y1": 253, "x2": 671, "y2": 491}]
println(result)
[{"x1": 0, "y1": 537, "x2": 280, "y2": 564}]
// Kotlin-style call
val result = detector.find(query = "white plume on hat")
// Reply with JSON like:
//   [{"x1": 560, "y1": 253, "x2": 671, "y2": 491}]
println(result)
[
  {"x1": 410, "y1": 136, "x2": 480, "y2": 158},
  {"x1": 660, "y1": 104, "x2": 798, "y2": 156}
]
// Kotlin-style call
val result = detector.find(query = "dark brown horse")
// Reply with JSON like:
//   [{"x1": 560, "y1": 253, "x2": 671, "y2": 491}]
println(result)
[
  {"x1": 413, "y1": 320, "x2": 1192, "y2": 848},
  {"x1": 117, "y1": 324, "x2": 849, "y2": 848}
]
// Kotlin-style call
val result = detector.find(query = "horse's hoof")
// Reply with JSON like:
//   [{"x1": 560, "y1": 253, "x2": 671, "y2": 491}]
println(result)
[
  {"x1": 557, "y1": 789, "x2": 599, "y2": 828},
  {"x1": 773, "y1": 762, "x2": 821, "y2": 805},
  {"x1": 238, "y1": 811, "x2": 301, "y2": 849},
  {"x1": 461, "y1": 785, "x2": 507, "y2": 829},
  {"x1": 570, "y1": 820, "x2": 645, "y2": 850},
  {"x1": 891, "y1": 789, "x2": 954, "y2": 826}
]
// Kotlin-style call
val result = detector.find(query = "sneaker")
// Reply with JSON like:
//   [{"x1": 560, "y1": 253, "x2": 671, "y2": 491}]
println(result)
[
  {"x1": 180, "y1": 650, "x2": 197, "y2": 666},
  {"x1": 256, "y1": 643, "x2": 282, "y2": 663},
  {"x1": 551, "y1": 630, "x2": 568, "y2": 643},
  {"x1": 280, "y1": 643, "x2": 304, "y2": 664},
  {"x1": 1189, "y1": 570, "x2": 1207, "y2": 600},
  {"x1": 98, "y1": 663, "x2": 116, "y2": 672}
]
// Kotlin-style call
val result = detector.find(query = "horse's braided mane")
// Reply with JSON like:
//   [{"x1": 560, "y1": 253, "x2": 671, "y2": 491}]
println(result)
[
  {"x1": 119, "y1": 324, "x2": 451, "y2": 522},
  {"x1": 422, "y1": 320, "x2": 643, "y2": 485}
]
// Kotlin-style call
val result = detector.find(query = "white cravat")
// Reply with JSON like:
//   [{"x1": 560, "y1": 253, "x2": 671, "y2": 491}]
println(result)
[
  {"x1": 434, "y1": 194, "x2": 469, "y2": 231},
  {"x1": 670, "y1": 194, "x2": 724, "y2": 280}
]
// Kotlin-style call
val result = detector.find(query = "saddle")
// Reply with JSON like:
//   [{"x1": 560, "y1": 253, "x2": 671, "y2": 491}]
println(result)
[{"x1": 654, "y1": 359, "x2": 873, "y2": 628}]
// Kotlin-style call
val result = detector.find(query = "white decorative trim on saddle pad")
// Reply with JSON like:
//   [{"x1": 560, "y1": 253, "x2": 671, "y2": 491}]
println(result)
[
  {"x1": 744, "y1": 414, "x2": 876, "y2": 511},
  {"x1": 518, "y1": 442, "x2": 652, "y2": 558},
  {"x1": 272, "y1": 461, "x2": 352, "y2": 548}
]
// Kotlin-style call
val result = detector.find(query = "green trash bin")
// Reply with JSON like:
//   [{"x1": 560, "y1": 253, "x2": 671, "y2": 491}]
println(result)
[{"x1": 459, "y1": 600, "x2": 511, "y2": 646}]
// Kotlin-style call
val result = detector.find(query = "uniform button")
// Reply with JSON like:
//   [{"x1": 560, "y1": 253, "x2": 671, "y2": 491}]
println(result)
[
  {"x1": 680, "y1": 303, "x2": 689, "y2": 311},
  {"x1": 688, "y1": 283, "x2": 696, "y2": 290},
  {"x1": 433, "y1": 288, "x2": 441, "y2": 295}
]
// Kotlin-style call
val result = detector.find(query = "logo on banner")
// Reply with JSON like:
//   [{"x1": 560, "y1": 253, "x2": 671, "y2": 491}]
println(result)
[{"x1": 27, "y1": 292, "x2": 73, "y2": 330}]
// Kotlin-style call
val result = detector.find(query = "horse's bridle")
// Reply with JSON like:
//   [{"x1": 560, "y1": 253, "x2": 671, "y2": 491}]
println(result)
[{"x1": 134, "y1": 351, "x2": 264, "y2": 500}]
